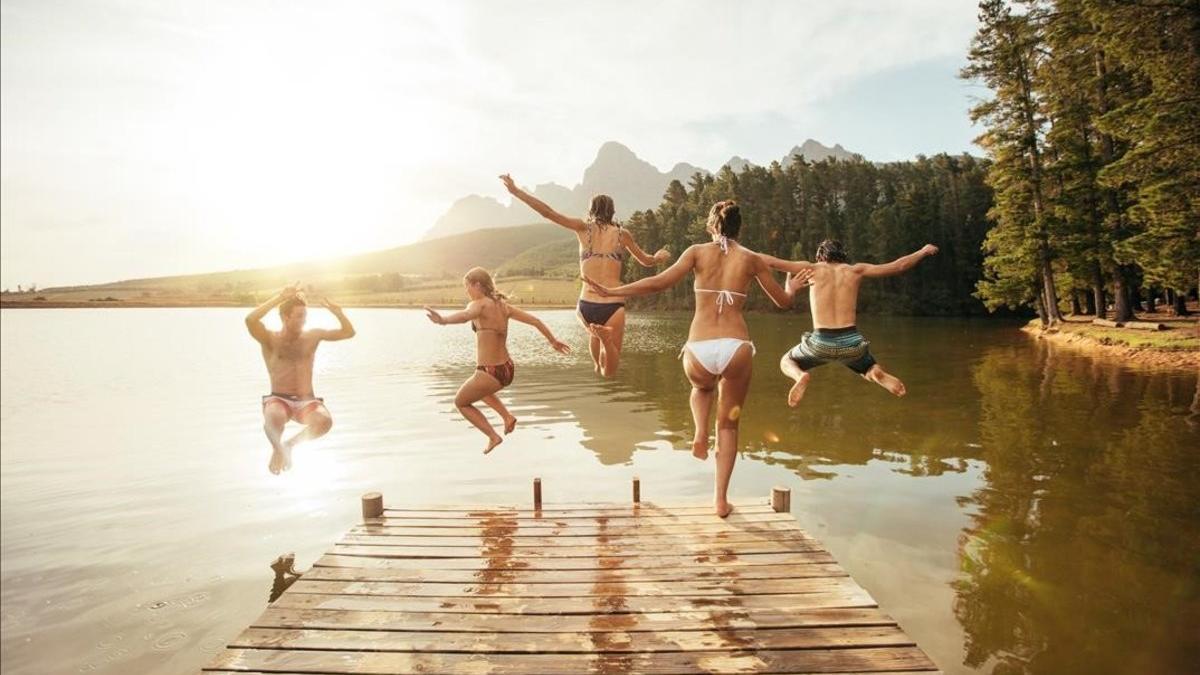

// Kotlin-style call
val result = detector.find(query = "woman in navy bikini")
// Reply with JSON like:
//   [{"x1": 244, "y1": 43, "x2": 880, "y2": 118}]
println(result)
[
  {"x1": 425, "y1": 267, "x2": 571, "y2": 454},
  {"x1": 584, "y1": 201, "x2": 808, "y2": 517},
  {"x1": 500, "y1": 174, "x2": 671, "y2": 377}
]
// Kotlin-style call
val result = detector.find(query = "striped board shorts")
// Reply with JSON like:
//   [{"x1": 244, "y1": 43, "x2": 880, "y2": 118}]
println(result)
[{"x1": 787, "y1": 326, "x2": 877, "y2": 375}]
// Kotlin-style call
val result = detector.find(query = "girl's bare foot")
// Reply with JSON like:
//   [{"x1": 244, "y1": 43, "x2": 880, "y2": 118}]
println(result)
[
  {"x1": 503, "y1": 416, "x2": 518, "y2": 435},
  {"x1": 484, "y1": 434, "x2": 503, "y2": 454},
  {"x1": 715, "y1": 502, "x2": 734, "y2": 518},
  {"x1": 787, "y1": 371, "x2": 812, "y2": 407},
  {"x1": 691, "y1": 437, "x2": 709, "y2": 460}
]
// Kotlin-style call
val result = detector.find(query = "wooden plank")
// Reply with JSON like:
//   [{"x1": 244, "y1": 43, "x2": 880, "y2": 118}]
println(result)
[
  {"x1": 228, "y1": 625, "x2": 914, "y2": 653},
  {"x1": 338, "y1": 531, "x2": 816, "y2": 549},
  {"x1": 318, "y1": 550, "x2": 836, "y2": 571},
  {"x1": 204, "y1": 645, "x2": 937, "y2": 673},
  {"x1": 307, "y1": 558, "x2": 843, "y2": 583},
  {"x1": 351, "y1": 520, "x2": 809, "y2": 538},
  {"x1": 363, "y1": 512, "x2": 795, "y2": 530},
  {"x1": 269, "y1": 588, "x2": 877, "y2": 614},
  {"x1": 330, "y1": 539, "x2": 823, "y2": 558},
  {"x1": 380, "y1": 502, "x2": 771, "y2": 517},
  {"x1": 251, "y1": 606, "x2": 895, "y2": 634},
  {"x1": 287, "y1": 575, "x2": 859, "y2": 599}
]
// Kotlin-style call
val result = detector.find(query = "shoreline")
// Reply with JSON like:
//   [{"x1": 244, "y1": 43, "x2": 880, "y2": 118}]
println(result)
[
  {"x1": 0, "y1": 299, "x2": 578, "y2": 310},
  {"x1": 1021, "y1": 317, "x2": 1199, "y2": 371}
]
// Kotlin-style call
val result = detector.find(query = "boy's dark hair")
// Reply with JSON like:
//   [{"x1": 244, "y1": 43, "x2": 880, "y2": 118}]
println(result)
[
  {"x1": 815, "y1": 239, "x2": 849, "y2": 263},
  {"x1": 279, "y1": 294, "x2": 307, "y2": 318}
]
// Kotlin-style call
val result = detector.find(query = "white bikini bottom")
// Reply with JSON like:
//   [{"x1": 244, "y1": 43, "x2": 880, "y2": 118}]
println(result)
[{"x1": 680, "y1": 338, "x2": 756, "y2": 375}]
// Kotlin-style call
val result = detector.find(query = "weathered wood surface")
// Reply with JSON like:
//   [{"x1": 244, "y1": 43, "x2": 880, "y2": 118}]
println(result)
[{"x1": 204, "y1": 501, "x2": 940, "y2": 674}]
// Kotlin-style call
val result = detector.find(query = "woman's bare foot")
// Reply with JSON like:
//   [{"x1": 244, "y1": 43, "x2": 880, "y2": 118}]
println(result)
[
  {"x1": 787, "y1": 371, "x2": 812, "y2": 407},
  {"x1": 691, "y1": 437, "x2": 709, "y2": 460},
  {"x1": 503, "y1": 416, "x2": 518, "y2": 435},
  {"x1": 484, "y1": 434, "x2": 503, "y2": 454},
  {"x1": 715, "y1": 502, "x2": 734, "y2": 518}
]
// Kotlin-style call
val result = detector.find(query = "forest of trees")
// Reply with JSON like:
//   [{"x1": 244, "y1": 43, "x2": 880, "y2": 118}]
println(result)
[
  {"x1": 963, "y1": 0, "x2": 1198, "y2": 323},
  {"x1": 620, "y1": 154, "x2": 995, "y2": 315},
  {"x1": 622, "y1": 0, "x2": 1197, "y2": 321}
]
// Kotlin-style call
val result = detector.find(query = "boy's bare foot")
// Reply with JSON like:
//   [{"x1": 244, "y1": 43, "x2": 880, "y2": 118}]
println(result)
[
  {"x1": 787, "y1": 371, "x2": 812, "y2": 407},
  {"x1": 280, "y1": 438, "x2": 296, "y2": 471},
  {"x1": 484, "y1": 434, "x2": 503, "y2": 454},
  {"x1": 715, "y1": 502, "x2": 734, "y2": 518},
  {"x1": 867, "y1": 365, "x2": 907, "y2": 397},
  {"x1": 268, "y1": 442, "x2": 286, "y2": 475},
  {"x1": 503, "y1": 416, "x2": 518, "y2": 435},
  {"x1": 691, "y1": 436, "x2": 709, "y2": 460}
]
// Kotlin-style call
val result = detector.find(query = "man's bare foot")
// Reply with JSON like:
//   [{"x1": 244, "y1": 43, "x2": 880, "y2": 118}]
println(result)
[
  {"x1": 691, "y1": 437, "x2": 709, "y2": 460},
  {"x1": 867, "y1": 366, "x2": 907, "y2": 397},
  {"x1": 484, "y1": 434, "x2": 503, "y2": 454},
  {"x1": 715, "y1": 502, "x2": 734, "y2": 518},
  {"x1": 280, "y1": 438, "x2": 296, "y2": 471},
  {"x1": 503, "y1": 416, "x2": 518, "y2": 435},
  {"x1": 787, "y1": 371, "x2": 812, "y2": 407},
  {"x1": 268, "y1": 443, "x2": 286, "y2": 475}
]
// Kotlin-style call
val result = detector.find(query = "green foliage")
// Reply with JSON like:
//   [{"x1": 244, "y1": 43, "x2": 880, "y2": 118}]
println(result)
[{"x1": 621, "y1": 154, "x2": 994, "y2": 315}]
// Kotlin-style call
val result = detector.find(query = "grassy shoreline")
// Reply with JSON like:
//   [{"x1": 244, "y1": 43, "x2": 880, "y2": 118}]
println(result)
[{"x1": 1021, "y1": 314, "x2": 1198, "y2": 371}]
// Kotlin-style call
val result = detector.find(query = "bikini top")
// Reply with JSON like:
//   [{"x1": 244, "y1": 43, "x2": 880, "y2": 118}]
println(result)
[
  {"x1": 694, "y1": 287, "x2": 747, "y2": 314},
  {"x1": 580, "y1": 222, "x2": 627, "y2": 263},
  {"x1": 471, "y1": 321, "x2": 507, "y2": 337}
]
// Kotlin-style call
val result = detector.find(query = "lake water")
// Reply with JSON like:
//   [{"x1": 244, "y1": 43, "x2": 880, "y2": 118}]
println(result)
[{"x1": 1, "y1": 308, "x2": 1197, "y2": 675}]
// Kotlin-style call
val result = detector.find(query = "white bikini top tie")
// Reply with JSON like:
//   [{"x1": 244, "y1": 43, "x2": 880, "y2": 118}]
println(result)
[{"x1": 695, "y1": 287, "x2": 746, "y2": 313}]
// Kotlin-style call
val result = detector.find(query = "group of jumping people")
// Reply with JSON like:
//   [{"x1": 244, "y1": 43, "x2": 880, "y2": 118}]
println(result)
[{"x1": 246, "y1": 174, "x2": 938, "y2": 517}]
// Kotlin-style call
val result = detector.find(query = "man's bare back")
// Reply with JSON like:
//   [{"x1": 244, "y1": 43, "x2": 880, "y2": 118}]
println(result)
[{"x1": 765, "y1": 240, "x2": 938, "y2": 406}]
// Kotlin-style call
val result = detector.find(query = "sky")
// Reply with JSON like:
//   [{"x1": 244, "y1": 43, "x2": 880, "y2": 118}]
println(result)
[{"x1": 1, "y1": 0, "x2": 984, "y2": 289}]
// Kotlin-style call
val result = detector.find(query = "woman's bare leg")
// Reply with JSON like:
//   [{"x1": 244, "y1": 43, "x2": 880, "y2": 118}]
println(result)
[
  {"x1": 578, "y1": 311, "x2": 603, "y2": 374},
  {"x1": 682, "y1": 351, "x2": 718, "y2": 460},
  {"x1": 595, "y1": 308, "x2": 626, "y2": 378},
  {"x1": 455, "y1": 371, "x2": 506, "y2": 453},
  {"x1": 714, "y1": 345, "x2": 754, "y2": 518},
  {"x1": 482, "y1": 393, "x2": 517, "y2": 434}
]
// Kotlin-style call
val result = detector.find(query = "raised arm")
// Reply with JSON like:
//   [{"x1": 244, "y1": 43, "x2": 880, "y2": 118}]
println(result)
[
  {"x1": 619, "y1": 229, "x2": 671, "y2": 268},
  {"x1": 312, "y1": 297, "x2": 356, "y2": 341},
  {"x1": 245, "y1": 283, "x2": 297, "y2": 343},
  {"x1": 424, "y1": 300, "x2": 483, "y2": 326},
  {"x1": 752, "y1": 255, "x2": 794, "y2": 309},
  {"x1": 506, "y1": 304, "x2": 571, "y2": 354},
  {"x1": 855, "y1": 244, "x2": 939, "y2": 278},
  {"x1": 584, "y1": 246, "x2": 697, "y2": 298},
  {"x1": 759, "y1": 252, "x2": 816, "y2": 275},
  {"x1": 500, "y1": 174, "x2": 586, "y2": 232}
]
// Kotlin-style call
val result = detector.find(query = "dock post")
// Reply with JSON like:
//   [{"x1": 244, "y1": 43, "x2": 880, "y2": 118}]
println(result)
[
  {"x1": 771, "y1": 486, "x2": 791, "y2": 513},
  {"x1": 361, "y1": 491, "x2": 383, "y2": 520},
  {"x1": 533, "y1": 478, "x2": 542, "y2": 510},
  {"x1": 632, "y1": 476, "x2": 641, "y2": 504}
]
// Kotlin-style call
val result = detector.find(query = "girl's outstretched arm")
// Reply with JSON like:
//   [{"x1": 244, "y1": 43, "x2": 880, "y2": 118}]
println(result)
[
  {"x1": 584, "y1": 246, "x2": 697, "y2": 297},
  {"x1": 500, "y1": 174, "x2": 586, "y2": 233},
  {"x1": 507, "y1": 305, "x2": 571, "y2": 354},
  {"x1": 424, "y1": 301, "x2": 483, "y2": 326},
  {"x1": 620, "y1": 229, "x2": 671, "y2": 268}
]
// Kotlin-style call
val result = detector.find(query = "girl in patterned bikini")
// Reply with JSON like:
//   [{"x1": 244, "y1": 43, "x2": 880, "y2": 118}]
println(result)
[
  {"x1": 500, "y1": 173, "x2": 671, "y2": 378},
  {"x1": 424, "y1": 267, "x2": 571, "y2": 454}
]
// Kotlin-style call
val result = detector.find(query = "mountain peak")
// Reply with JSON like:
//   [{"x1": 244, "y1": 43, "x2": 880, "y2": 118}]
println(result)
[{"x1": 595, "y1": 141, "x2": 638, "y2": 162}]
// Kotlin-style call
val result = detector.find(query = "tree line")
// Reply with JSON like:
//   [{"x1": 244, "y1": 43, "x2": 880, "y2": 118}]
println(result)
[
  {"x1": 621, "y1": 154, "x2": 995, "y2": 315},
  {"x1": 962, "y1": 0, "x2": 1198, "y2": 323}
]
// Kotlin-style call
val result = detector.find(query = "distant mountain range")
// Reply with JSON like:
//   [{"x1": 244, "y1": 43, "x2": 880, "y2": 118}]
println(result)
[{"x1": 424, "y1": 139, "x2": 858, "y2": 240}]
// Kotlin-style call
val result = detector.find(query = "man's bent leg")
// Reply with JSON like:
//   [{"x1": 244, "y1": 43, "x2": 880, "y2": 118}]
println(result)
[
  {"x1": 263, "y1": 401, "x2": 290, "y2": 475},
  {"x1": 281, "y1": 404, "x2": 333, "y2": 471},
  {"x1": 779, "y1": 352, "x2": 813, "y2": 408},
  {"x1": 864, "y1": 363, "x2": 906, "y2": 397}
]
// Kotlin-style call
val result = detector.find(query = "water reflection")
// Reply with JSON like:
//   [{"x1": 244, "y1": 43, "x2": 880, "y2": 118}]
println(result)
[{"x1": 955, "y1": 343, "x2": 1200, "y2": 674}]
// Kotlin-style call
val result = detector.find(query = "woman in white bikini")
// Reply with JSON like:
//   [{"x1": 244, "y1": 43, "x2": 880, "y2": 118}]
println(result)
[
  {"x1": 500, "y1": 174, "x2": 671, "y2": 378},
  {"x1": 425, "y1": 267, "x2": 571, "y2": 454},
  {"x1": 584, "y1": 201, "x2": 805, "y2": 517}
]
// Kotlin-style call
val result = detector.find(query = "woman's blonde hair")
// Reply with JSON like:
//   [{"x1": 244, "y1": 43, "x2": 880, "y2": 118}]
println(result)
[
  {"x1": 706, "y1": 200, "x2": 741, "y2": 238},
  {"x1": 464, "y1": 267, "x2": 507, "y2": 302}
]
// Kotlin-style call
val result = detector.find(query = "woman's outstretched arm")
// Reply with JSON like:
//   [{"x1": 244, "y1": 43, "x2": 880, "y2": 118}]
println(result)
[
  {"x1": 424, "y1": 301, "x2": 483, "y2": 326},
  {"x1": 584, "y1": 246, "x2": 697, "y2": 297},
  {"x1": 507, "y1": 305, "x2": 571, "y2": 354},
  {"x1": 619, "y1": 229, "x2": 671, "y2": 268},
  {"x1": 500, "y1": 174, "x2": 586, "y2": 232}
]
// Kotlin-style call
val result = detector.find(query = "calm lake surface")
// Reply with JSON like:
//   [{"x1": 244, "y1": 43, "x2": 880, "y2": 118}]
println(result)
[{"x1": 1, "y1": 308, "x2": 1197, "y2": 675}]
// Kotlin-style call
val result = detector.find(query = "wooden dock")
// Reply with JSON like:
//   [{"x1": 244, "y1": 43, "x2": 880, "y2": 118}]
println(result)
[{"x1": 204, "y1": 481, "x2": 940, "y2": 674}]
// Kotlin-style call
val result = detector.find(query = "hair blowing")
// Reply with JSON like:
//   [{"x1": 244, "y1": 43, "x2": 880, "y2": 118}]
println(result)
[
  {"x1": 464, "y1": 267, "x2": 507, "y2": 302},
  {"x1": 587, "y1": 195, "x2": 616, "y2": 225},
  {"x1": 707, "y1": 200, "x2": 742, "y2": 239},
  {"x1": 815, "y1": 239, "x2": 849, "y2": 263}
]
